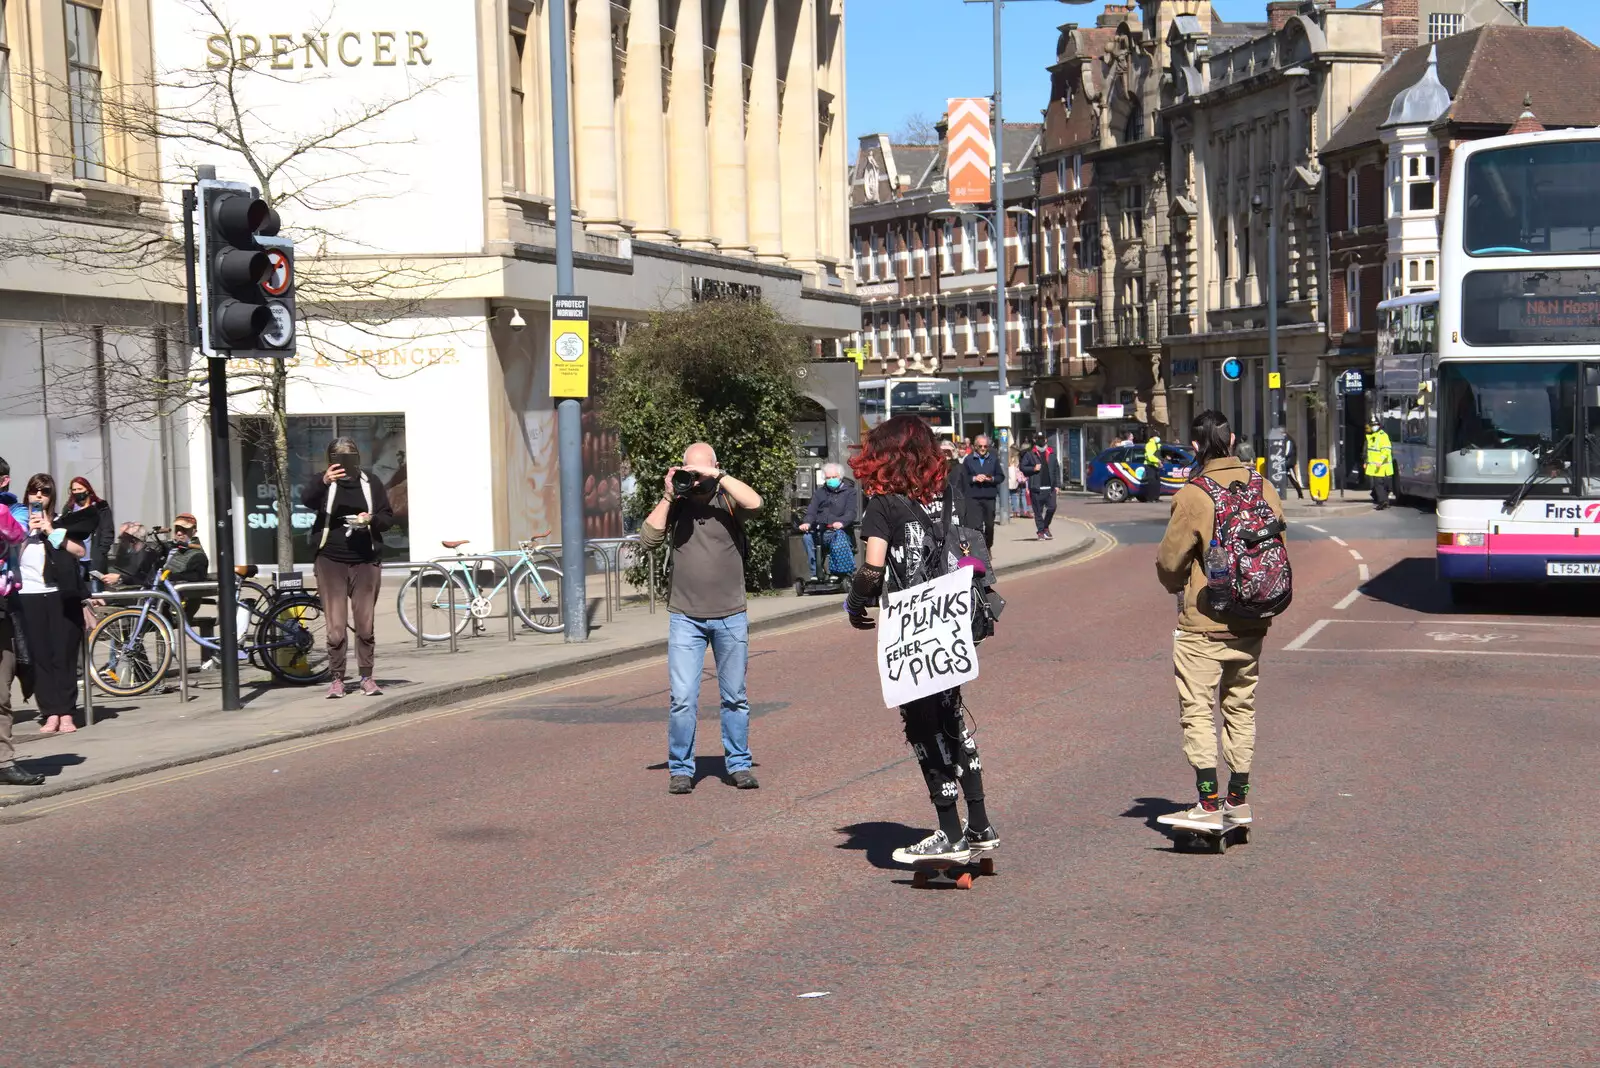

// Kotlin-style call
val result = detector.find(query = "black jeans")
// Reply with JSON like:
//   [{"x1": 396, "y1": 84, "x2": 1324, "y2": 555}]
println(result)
[
  {"x1": 900, "y1": 688, "x2": 985, "y2": 814},
  {"x1": 1032, "y1": 487, "x2": 1057, "y2": 534},
  {"x1": 969, "y1": 497, "x2": 996, "y2": 549},
  {"x1": 18, "y1": 592, "x2": 84, "y2": 719},
  {"x1": 1371, "y1": 475, "x2": 1390, "y2": 509},
  {"x1": 1141, "y1": 467, "x2": 1161, "y2": 502}
]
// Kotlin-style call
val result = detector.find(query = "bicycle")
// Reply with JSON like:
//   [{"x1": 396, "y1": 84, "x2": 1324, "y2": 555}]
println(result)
[
  {"x1": 395, "y1": 533, "x2": 564, "y2": 641},
  {"x1": 87, "y1": 533, "x2": 329, "y2": 696}
]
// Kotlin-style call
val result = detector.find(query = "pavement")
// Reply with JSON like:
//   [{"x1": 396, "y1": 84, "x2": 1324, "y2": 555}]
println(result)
[
  {"x1": 0, "y1": 519, "x2": 1096, "y2": 807},
  {"x1": 6, "y1": 500, "x2": 1596, "y2": 1065}
]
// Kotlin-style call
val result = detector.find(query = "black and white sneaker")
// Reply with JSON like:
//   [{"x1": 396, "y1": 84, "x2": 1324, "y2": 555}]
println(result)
[
  {"x1": 891, "y1": 830, "x2": 971, "y2": 866},
  {"x1": 962, "y1": 822, "x2": 1001, "y2": 852}
]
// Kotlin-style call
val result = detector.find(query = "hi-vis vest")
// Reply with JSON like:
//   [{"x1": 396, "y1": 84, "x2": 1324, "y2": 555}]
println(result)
[
  {"x1": 1363, "y1": 430, "x2": 1394, "y2": 477},
  {"x1": 1144, "y1": 438, "x2": 1161, "y2": 465}
]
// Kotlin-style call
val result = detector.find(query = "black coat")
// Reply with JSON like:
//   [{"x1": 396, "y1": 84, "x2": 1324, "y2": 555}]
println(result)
[
  {"x1": 802, "y1": 482, "x2": 858, "y2": 528},
  {"x1": 1019, "y1": 448, "x2": 1061, "y2": 492},
  {"x1": 56, "y1": 500, "x2": 113, "y2": 574},
  {"x1": 961, "y1": 452, "x2": 1002, "y2": 500},
  {"x1": 301, "y1": 469, "x2": 396, "y2": 557}
]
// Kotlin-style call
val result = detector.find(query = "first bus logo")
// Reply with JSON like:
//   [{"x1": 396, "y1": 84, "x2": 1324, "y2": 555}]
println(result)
[{"x1": 1543, "y1": 503, "x2": 1600, "y2": 521}]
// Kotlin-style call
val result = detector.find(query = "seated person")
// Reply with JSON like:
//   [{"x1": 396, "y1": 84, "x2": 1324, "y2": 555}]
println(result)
[{"x1": 798, "y1": 464, "x2": 858, "y2": 575}]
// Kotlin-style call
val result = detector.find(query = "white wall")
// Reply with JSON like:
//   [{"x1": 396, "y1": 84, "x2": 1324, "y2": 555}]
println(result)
[{"x1": 151, "y1": 0, "x2": 485, "y2": 256}]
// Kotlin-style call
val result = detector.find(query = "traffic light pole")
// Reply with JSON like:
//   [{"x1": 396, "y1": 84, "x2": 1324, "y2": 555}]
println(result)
[
  {"x1": 549, "y1": 0, "x2": 588, "y2": 642},
  {"x1": 186, "y1": 173, "x2": 242, "y2": 710},
  {"x1": 990, "y1": 0, "x2": 1010, "y2": 524}
]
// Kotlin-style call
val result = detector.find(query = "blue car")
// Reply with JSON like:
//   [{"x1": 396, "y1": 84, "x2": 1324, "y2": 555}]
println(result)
[{"x1": 1086, "y1": 444, "x2": 1197, "y2": 503}]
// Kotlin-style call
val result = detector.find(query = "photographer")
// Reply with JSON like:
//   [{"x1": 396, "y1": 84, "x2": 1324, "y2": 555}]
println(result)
[
  {"x1": 638, "y1": 442, "x2": 763, "y2": 795},
  {"x1": 303, "y1": 437, "x2": 394, "y2": 699}
]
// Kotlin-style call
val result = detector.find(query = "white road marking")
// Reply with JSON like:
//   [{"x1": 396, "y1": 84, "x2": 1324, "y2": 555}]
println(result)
[
  {"x1": 1334, "y1": 589, "x2": 1362, "y2": 610},
  {"x1": 1306, "y1": 525, "x2": 1328, "y2": 534},
  {"x1": 1292, "y1": 648, "x2": 1600, "y2": 659},
  {"x1": 1284, "y1": 618, "x2": 1332, "y2": 651},
  {"x1": 1311, "y1": 618, "x2": 1600, "y2": 630},
  {"x1": 1348, "y1": 549, "x2": 1364, "y2": 561},
  {"x1": 1330, "y1": 536, "x2": 1349, "y2": 546},
  {"x1": 1358, "y1": 564, "x2": 1370, "y2": 581}
]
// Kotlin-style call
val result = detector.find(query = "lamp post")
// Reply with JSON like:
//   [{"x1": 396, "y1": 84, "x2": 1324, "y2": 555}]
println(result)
[{"x1": 1251, "y1": 189, "x2": 1287, "y2": 494}]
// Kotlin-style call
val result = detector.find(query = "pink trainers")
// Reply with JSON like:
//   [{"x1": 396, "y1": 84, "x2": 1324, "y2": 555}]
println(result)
[
  {"x1": 359, "y1": 677, "x2": 382, "y2": 697},
  {"x1": 326, "y1": 678, "x2": 346, "y2": 699}
]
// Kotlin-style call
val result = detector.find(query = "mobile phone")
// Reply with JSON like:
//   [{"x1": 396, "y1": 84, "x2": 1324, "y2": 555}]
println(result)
[{"x1": 28, "y1": 501, "x2": 42, "y2": 515}]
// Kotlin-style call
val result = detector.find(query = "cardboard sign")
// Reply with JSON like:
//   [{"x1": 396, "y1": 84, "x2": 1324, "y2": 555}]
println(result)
[{"x1": 876, "y1": 566, "x2": 980, "y2": 707}]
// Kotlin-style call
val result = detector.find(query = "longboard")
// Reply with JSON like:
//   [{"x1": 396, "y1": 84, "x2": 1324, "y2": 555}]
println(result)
[
  {"x1": 1164, "y1": 817, "x2": 1251, "y2": 854},
  {"x1": 907, "y1": 848, "x2": 997, "y2": 890}
]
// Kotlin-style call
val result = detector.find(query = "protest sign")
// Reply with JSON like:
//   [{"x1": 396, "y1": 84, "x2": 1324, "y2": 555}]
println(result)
[{"x1": 876, "y1": 565, "x2": 980, "y2": 707}]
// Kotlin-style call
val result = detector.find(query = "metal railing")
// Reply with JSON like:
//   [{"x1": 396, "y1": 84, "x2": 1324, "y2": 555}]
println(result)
[
  {"x1": 380, "y1": 559, "x2": 465, "y2": 653},
  {"x1": 428, "y1": 553, "x2": 520, "y2": 644},
  {"x1": 541, "y1": 541, "x2": 618, "y2": 623}
]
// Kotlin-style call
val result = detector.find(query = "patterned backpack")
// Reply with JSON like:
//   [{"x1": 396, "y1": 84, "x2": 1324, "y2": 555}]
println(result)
[{"x1": 1195, "y1": 471, "x2": 1293, "y2": 619}]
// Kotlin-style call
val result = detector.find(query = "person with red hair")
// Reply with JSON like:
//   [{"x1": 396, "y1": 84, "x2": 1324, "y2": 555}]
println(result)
[{"x1": 846, "y1": 415, "x2": 999, "y2": 868}]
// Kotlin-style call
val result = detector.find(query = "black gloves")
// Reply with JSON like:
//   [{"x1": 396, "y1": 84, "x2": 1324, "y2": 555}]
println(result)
[{"x1": 845, "y1": 563, "x2": 884, "y2": 630}]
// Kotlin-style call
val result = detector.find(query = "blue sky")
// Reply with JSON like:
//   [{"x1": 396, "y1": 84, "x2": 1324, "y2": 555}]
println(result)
[{"x1": 845, "y1": 0, "x2": 1600, "y2": 147}]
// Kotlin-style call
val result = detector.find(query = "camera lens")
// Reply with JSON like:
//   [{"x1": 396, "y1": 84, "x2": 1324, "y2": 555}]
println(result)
[{"x1": 671, "y1": 470, "x2": 697, "y2": 496}]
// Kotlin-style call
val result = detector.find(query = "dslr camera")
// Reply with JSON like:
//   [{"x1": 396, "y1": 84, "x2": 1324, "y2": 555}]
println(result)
[{"x1": 670, "y1": 469, "x2": 701, "y2": 498}]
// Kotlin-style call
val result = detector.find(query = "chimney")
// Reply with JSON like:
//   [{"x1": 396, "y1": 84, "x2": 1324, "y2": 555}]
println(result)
[
  {"x1": 1268, "y1": 2, "x2": 1300, "y2": 32},
  {"x1": 1097, "y1": 2, "x2": 1136, "y2": 29},
  {"x1": 1382, "y1": 0, "x2": 1420, "y2": 60}
]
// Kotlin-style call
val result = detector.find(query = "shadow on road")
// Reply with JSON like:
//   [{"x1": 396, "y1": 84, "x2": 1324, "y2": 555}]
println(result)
[
  {"x1": 1361, "y1": 557, "x2": 1600, "y2": 617},
  {"x1": 643, "y1": 755, "x2": 764, "y2": 787},
  {"x1": 835, "y1": 821, "x2": 924, "y2": 871},
  {"x1": 18, "y1": 752, "x2": 87, "y2": 778},
  {"x1": 1122, "y1": 796, "x2": 1193, "y2": 853}
]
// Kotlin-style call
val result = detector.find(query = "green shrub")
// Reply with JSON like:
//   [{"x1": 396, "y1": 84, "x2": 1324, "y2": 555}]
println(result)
[{"x1": 600, "y1": 299, "x2": 805, "y2": 594}]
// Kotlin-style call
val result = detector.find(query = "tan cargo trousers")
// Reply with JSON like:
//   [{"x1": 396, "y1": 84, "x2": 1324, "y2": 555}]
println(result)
[{"x1": 1172, "y1": 630, "x2": 1262, "y2": 772}]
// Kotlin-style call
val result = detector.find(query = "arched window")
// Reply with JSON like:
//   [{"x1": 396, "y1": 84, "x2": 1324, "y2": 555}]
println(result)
[{"x1": 1124, "y1": 104, "x2": 1144, "y2": 142}]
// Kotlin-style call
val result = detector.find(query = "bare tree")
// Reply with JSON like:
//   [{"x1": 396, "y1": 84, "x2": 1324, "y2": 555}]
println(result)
[
  {"x1": 894, "y1": 112, "x2": 940, "y2": 145},
  {"x1": 2, "y1": 0, "x2": 468, "y2": 568}
]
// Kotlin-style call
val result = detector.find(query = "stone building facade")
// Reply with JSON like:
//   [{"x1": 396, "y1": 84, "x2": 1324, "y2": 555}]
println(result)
[
  {"x1": 1032, "y1": 19, "x2": 1112, "y2": 473},
  {"x1": 1161, "y1": 1, "x2": 1385, "y2": 464},
  {"x1": 1, "y1": 0, "x2": 860, "y2": 565}
]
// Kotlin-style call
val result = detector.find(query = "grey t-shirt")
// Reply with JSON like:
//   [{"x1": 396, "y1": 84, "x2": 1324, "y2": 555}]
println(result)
[{"x1": 639, "y1": 492, "x2": 750, "y2": 619}]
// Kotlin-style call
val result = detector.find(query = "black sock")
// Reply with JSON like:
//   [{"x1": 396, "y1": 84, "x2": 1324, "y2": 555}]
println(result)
[
  {"x1": 935, "y1": 803, "x2": 964, "y2": 843},
  {"x1": 965, "y1": 799, "x2": 990, "y2": 835},
  {"x1": 1195, "y1": 767, "x2": 1220, "y2": 809},
  {"x1": 1227, "y1": 772, "x2": 1250, "y2": 806}
]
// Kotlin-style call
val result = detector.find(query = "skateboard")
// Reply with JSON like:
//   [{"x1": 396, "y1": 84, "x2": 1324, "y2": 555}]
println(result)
[
  {"x1": 1167, "y1": 818, "x2": 1251, "y2": 854},
  {"x1": 908, "y1": 848, "x2": 997, "y2": 890}
]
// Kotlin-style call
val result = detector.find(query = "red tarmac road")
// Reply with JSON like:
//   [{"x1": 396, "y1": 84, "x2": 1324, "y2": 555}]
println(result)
[{"x1": 4, "y1": 522, "x2": 1597, "y2": 1066}]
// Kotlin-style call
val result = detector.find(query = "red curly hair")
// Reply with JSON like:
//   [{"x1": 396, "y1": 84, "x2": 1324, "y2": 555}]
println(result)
[{"x1": 849, "y1": 414, "x2": 948, "y2": 503}]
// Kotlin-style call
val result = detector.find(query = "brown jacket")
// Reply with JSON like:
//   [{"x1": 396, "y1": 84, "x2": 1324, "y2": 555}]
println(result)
[{"x1": 1156, "y1": 457, "x2": 1286, "y2": 635}]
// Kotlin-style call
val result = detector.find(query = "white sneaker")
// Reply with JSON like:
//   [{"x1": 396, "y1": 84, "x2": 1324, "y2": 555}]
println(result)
[
  {"x1": 198, "y1": 657, "x2": 218, "y2": 672},
  {"x1": 1222, "y1": 801, "x2": 1253, "y2": 825},
  {"x1": 1157, "y1": 803, "x2": 1225, "y2": 830}
]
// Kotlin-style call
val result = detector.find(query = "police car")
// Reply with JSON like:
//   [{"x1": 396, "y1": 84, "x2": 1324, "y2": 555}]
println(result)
[{"x1": 1085, "y1": 444, "x2": 1197, "y2": 503}]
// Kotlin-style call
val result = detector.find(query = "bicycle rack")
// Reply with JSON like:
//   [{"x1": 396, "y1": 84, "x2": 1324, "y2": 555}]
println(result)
[
  {"x1": 588, "y1": 536, "x2": 646, "y2": 616},
  {"x1": 540, "y1": 542, "x2": 617, "y2": 623},
  {"x1": 426, "y1": 554, "x2": 520, "y2": 644},
  {"x1": 382, "y1": 560, "x2": 465, "y2": 652},
  {"x1": 84, "y1": 587, "x2": 196, "y2": 715}
]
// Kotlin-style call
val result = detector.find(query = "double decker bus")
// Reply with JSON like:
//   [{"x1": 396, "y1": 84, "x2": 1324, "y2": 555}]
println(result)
[
  {"x1": 1374, "y1": 292, "x2": 1439, "y2": 501},
  {"x1": 858, "y1": 376, "x2": 958, "y2": 439},
  {"x1": 1436, "y1": 129, "x2": 1600, "y2": 597}
]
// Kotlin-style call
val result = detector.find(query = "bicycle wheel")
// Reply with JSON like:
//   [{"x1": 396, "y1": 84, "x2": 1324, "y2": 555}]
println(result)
[
  {"x1": 88, "y1": 608, "x2": 173, "y2": 697},
  {"x1": 396, "y1": 569, "x2": 474, "y2": 641},
  {"x1": 257, "y1": 594, "x2": 330, "y2": 684},
  {"x1": 511, "y1": 560, "x2": 564, "y2": 634}
]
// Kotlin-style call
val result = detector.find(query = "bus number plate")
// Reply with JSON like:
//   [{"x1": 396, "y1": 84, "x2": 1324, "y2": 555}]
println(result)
[{"x1": 1546, "y1": 561, "x2": 1600, "y2": 577}]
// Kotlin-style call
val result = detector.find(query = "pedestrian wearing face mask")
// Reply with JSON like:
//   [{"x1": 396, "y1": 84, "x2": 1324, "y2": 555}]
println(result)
[
  {"x1": 17, "y1": 474, "x2": 89, "y2": 735},
  {"x1": 55, "y1": 477, "x2": 113, "y2": 586},
  {"x1": 303, "y1": 437, "x2": 395, "y2": 699},
  {"x1": 798, "y1": 463, "x2": 857, "y2": 576},
  {"x1": 638, "y1": 442, "x2": 764, "y2": 795}
]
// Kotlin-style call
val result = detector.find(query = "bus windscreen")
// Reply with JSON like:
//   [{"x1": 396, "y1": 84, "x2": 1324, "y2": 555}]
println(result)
[{"x1": 1464, "y1": 141, "x2": 1600, "y2": 256}]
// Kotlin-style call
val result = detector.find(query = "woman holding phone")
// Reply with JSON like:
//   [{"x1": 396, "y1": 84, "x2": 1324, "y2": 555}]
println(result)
[
  {"x1": 303, "y1": 437, "x2": 394, "y2": 699},
  {"x1": 18, "y1": 474, "x2": 88, "y2": 734}
]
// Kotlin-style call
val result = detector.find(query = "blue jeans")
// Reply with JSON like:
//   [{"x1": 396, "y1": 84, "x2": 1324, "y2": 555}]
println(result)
[{"x1": 667, "y1": 611, "x2": 751, "y2": 777}]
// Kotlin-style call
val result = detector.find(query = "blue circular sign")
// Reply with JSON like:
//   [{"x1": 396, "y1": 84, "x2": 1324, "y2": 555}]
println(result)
[
  {"x1": 1221, "y1": 357, "x2": 1243, "y2": 382},
  {"x1": 1310, "y1": 460, "x2": 1329, "y2": 478}
]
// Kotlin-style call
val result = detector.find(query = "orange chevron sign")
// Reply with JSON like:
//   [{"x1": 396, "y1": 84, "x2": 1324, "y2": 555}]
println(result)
[{"x1": 947, "y1": 97, "x2": 994, "y2": 205}]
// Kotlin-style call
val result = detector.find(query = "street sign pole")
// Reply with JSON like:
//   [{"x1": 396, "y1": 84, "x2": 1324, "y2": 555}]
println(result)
[{"x1": 549, "y1": 0, "x2": 588, "y2": 642}]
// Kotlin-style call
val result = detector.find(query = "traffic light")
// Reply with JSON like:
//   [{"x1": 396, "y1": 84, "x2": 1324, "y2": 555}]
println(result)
[{"x1": 196, "y1": 178, "x2": 296, "y2": 356}]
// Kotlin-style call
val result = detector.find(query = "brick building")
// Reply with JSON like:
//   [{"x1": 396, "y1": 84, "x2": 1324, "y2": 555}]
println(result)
[
  {"x1": 847, "y1": 118, "x2": 1042, "y2": 439},
  {"x1": 1032, "y1": 19, "x2": 1114, "y2": 478}
]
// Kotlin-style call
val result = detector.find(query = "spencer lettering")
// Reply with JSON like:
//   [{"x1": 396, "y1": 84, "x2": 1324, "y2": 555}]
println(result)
[{"x1": 204, "y1": 30, "x2": 435, "y2": 69}]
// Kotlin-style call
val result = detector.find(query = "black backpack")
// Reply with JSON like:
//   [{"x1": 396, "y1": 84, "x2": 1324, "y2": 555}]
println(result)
[{"x1": 892, "y1": 487, "x2": 1005, "y2": 643}]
